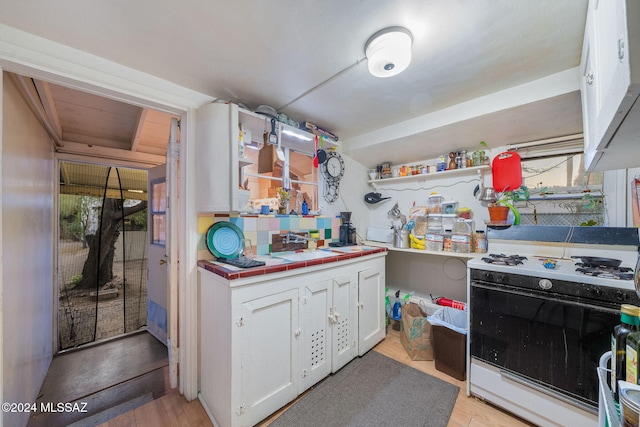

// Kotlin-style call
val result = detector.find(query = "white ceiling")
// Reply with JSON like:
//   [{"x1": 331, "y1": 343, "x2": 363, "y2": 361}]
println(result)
[{"x1": 0, "y1": 0, "x2": 588, "y2": 169}]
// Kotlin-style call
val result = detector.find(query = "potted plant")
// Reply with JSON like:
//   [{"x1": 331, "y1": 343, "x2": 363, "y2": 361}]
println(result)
[
  {"x1": 276, "y1": 187, "x2": 290, "y2": 214},
  {"x1": 488, "y1": 186, "x2": 529, "y2": 225}
]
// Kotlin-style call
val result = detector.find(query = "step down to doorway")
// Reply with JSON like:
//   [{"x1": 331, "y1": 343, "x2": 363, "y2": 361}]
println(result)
[
  {"x1": 67, "y1": 392, "x2": 154, "y2": 426},
  {"x1": 27, "y1": 367, "x2": 168, "y2": 427}
]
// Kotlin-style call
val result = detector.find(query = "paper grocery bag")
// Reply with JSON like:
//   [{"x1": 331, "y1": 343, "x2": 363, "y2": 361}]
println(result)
[{"x1": 400, "y1": 302, "x2": 434, "y2": 361}]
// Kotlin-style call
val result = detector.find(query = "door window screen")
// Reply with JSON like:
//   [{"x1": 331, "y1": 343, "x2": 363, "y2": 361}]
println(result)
[{"x1": 58, "y1": 161, "x2": 148, "y2": 350}]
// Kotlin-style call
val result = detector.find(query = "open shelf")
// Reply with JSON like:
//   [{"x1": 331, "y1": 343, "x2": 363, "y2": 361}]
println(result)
[
  {"x1": 367, "y1": 165, "x2": 489, "y2": 186},
  {"x1": 363, "y1": 241, "x2": 479, "y2": 260}
]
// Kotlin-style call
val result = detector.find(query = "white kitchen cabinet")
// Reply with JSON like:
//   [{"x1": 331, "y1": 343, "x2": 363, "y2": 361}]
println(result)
[
  {"x1": 198, "y1": 253, "x2": 386, "y2": 427},
  {"x1": 580, "y1": 0, "x2": 640, "y2": 171},
  {"x1": 195, "y1": 102, "x2": 338, "y2": 212},
  {"x1": 357, "y1": 264, "x2": 386, "y2": 356},
  {"x1": 238, "y1": 288, "x2": 300, "y2": 424},
  {"x1": 301, "y1": 274, "x2": 357, "y2": 391},
  {"x1": 195, "y1": 102, "x2": 251, "y2": 212}
]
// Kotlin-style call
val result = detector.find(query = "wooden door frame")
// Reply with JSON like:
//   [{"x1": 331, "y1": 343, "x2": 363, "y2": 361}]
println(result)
[{"x1": 1, "y1": 27, "x2": 211, "y2": 400}]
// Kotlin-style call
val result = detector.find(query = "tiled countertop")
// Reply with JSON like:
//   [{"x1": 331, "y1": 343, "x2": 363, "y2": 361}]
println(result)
[{"x1": 197, "y1": 246, "x2": 387, "y2": 280}]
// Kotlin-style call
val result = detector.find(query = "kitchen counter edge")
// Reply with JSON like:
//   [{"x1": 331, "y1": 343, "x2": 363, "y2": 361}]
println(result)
[{"x1": 197, "y1": 246, "x2": 387, "y2": 280}]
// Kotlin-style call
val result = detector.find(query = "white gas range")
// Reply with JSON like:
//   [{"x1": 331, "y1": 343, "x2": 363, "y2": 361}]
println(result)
[{"x1": 466, "y1": 226, "x2": 639, "y2": 427}]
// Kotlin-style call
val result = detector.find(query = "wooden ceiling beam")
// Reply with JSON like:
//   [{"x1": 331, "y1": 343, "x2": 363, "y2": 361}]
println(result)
[
  {"x1": 131, "y1": 108, "x2": 148, "y2": 152},
  {"x1": 32, "y1": 79, "x2": 63, "y2": 140},
  {"x1": 56, "y1": 140, "x2": 165, "y2": 166}
]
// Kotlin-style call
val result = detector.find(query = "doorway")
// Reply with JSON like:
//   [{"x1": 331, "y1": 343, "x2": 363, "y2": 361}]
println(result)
[{"x1": 57, "y1": 161, "x2": 150, "y2": 350}]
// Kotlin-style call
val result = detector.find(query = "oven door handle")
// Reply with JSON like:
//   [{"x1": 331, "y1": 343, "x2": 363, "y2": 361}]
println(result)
[
  {"x1": 499, "y1": 369, "x2": 597, "y2": 415},
  {"x1": 471, "y1": 282, "x2": 620, "y2": 315}
]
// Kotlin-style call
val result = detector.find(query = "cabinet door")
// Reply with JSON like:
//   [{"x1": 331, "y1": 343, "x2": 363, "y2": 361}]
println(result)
[
  {"x1": 358, "y1": 265, "x2": 386, "y2": 356},
  {"x1": 195, "y1": 102, "x2": 243, "y2": 212},
  {"x1": 592, "y1": 0, "x2": 632, "y2": 147},
  {"x1": 582, "y1": 0, "x2": 640, "y2": 171},
  {"x1": 580, "y1": 9, "x2": 600, "y2": 169},
  {"x1": 301, "y1": 279, "x2": 332, "y2": 391},
  {"x1": 239, "y1": 288, "x2": 299, "y2": 426},
  {"x1": 331, "y1": 274, "x2": 357, "y2": 372}
]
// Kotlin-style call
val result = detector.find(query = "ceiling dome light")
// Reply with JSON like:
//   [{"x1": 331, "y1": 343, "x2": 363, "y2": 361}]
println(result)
[{"x1": 365, "y1": 27, "x2": 413, "y2": 78}]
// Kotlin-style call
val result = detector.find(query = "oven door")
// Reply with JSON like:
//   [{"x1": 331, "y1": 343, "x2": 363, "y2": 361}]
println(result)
[{"x1": 470, "y1": 280, "x2": 619, "y2": 409}]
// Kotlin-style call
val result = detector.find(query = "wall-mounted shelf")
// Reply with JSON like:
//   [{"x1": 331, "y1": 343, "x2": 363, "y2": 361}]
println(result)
[
  {"x1": 239, "y1": 157, "x2": 253, "y2": 168},
  {"x1": 363, "y1": 241, "x2": 479, "y2": 260},
  {"x1": 367, "y1": 165, "x2": 490, "y2": 186},
  {"x1": 238, "y1": 107, "x2": 339, "y2": 156}
]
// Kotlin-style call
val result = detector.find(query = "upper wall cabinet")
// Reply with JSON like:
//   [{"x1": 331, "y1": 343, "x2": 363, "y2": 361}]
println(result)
[
  {"x1": 195, "y1": 102, "x2": 248, "y2": 213},
  {"x1": 581, "y1": 0, "x2": 640, "y2": 171},
  {"x1": 195, "y1": 103, "x2": 335, "y2": 213}
]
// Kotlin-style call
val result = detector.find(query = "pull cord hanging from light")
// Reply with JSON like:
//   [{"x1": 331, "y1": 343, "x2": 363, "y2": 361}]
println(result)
[{"x1": 278, "y1": 25, "x2": 412, "y2": 110}]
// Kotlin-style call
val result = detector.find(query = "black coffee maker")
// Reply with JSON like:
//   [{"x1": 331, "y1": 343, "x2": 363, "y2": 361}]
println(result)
[{"x1": 338, "y1": 211, "x2": 356, "y2": 246}]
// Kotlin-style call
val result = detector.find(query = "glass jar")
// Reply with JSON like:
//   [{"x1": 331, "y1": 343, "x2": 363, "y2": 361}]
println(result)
[
  {"x1": 459, "y1": 150, "x2": 468, "y2": 169},
  {"x1": 475, "y1": 230, "x2": 487, "y2": 253},
  {"x1": 443, "y1": 230, "x2": 452, "y2": 251},
  {"x1": 451, "y1": 219, "x2": 472, "y2": 253}
]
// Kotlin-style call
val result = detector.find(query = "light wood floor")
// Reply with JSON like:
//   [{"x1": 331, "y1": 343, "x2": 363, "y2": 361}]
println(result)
[{"x1": 100, "y1": 327, "x2": 533, "y2": 427}]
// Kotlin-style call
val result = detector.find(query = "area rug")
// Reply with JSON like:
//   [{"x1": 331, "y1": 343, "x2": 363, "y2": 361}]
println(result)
[{"x1": 270, "y1": 351, "x2": 459, "y2": 427}]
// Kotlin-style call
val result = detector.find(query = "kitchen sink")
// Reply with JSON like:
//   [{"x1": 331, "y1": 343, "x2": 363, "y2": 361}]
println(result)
[{"x1": 271, "y1": 250, "x2": 337, "y2": 262}]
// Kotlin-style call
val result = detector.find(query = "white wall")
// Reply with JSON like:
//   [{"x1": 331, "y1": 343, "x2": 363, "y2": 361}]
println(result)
[
  {"x1": 320, "y1": 152, "x2": 371, "y2": 240},
  {"x1": 1, "y1": 72, "x2": 55, "y2": 427}
]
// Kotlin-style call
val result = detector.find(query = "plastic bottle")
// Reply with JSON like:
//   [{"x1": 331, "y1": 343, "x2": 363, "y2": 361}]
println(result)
[
  {"x1": 625, "y1": 306, "x2": 640, "y2": 384},
  {"x1": 613, "y1": 305, "x2": 639, "y2": 400},
  {"x1": 425, "y1": 229, "x2": 444, "y2": 251},
  {"x1": 426, "y1": 214, "x2": 444, "y2": 251},
  {"x1": 392, "y1": 290, "x2": 402, "y2": 321},
  {"x1": 385, "y1": 288, "x2": 391, "y2": 326},
  {"x1": 451, "y1": 218, "x2": 472, "y2": 253},
  {"x1": 301, "y1": 199, "x2": 309, "y2": 215}
]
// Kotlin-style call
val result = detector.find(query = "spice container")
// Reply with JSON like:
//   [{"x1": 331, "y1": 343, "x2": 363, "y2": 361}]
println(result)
[
  {"x1": 443, "y1": 230, "x2": 452, "y2": 251},
  {"x1": 475, "y1": 230, "x2": 487, "y2": 253},
  {"x1": 459, "y1": 150, "x2": 468, "y2": 169}
]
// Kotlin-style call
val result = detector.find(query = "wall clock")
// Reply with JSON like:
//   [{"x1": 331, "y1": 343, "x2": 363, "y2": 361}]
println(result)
[{"x1": 322, "y1": 151, "x2": 345, "y2": 203}]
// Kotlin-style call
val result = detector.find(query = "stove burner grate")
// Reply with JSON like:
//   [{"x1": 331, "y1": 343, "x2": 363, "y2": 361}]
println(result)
[
  {"x1": 482, "y1": 253, "x2": 527, "y2": 266},
  {"x1": 575, "y1": 266, "x2": 634, "y2": 280}
]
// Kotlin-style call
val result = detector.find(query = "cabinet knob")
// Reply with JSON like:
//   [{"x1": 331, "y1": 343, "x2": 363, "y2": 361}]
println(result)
[{"x1": 294, "y1": 328, "x2": 301, "y2": 337}]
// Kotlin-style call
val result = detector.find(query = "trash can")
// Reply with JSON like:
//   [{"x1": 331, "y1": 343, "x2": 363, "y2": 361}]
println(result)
[{"x1": 428, "y1": 306, "x2": 467, "y2": 381}]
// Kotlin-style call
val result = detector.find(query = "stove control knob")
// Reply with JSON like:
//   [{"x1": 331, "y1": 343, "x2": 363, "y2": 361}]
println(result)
[{"x1": 538, "y1": 279, "x2": 553, "y2": 290}]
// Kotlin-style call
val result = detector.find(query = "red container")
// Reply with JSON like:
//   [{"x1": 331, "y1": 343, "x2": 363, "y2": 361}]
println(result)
[{"x1": 492, "y1": 151, "x2": 522, "y2": 192}]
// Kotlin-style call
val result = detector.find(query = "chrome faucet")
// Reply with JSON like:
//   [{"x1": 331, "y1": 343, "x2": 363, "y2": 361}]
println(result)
[{"x1": 280, "y1": 231, "x2": 316, "y2": 244}]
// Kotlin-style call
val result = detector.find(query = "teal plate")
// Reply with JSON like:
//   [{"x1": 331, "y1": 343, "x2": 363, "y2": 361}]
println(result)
[{"x1": 205, "y1": 221, "x2": 245, "y2": 259}]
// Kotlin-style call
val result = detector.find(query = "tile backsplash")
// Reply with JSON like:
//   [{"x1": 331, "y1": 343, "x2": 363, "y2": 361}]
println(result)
[{"x1": 197, "y1": 214, "x2": 341, "y2": 260}]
